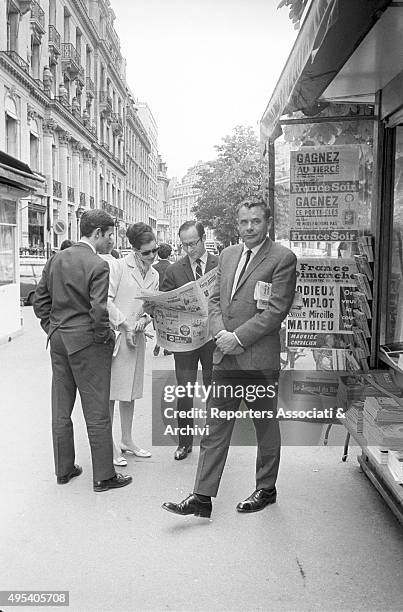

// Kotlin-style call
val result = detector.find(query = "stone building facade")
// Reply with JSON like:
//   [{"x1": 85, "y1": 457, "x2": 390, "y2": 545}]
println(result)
[{"x1": 0, "y1": 0, "x2": 160, "y2": 252}]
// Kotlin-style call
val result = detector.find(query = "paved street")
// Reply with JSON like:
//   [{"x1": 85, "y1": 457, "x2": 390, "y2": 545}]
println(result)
[{"x1": 1, "y1": 308, "x2": 403, "y2": 612}]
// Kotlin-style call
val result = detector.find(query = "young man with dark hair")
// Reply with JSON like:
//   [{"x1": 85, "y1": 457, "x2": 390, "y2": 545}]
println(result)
[
  {"x1": 33, "y1": 209, "x2": 132, "y2": 493},
  {"x1": 161, "y1": 220, "x2": 218, "y2": 460},
  {"x1": 153, "y1": 243, "x2": 173, "y2": 357}
]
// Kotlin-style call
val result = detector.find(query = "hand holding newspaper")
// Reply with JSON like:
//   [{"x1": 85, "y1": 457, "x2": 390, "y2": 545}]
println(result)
[{"x1": 133, "y1": 268, "x2": 217, "y2": 352}]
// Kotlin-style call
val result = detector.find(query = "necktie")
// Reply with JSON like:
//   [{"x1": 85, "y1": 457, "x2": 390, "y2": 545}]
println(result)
[
  {"x1": 195, "y1": 258, "x2": 203, "y2": 279},
  {"x1": 236, "y1": 249, "x2": 252, "y2": 288}
]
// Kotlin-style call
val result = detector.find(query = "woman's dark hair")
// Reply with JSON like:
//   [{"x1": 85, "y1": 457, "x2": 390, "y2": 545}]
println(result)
[
  {"x1": 80, "y1": 209, "x2": 115, "y2": 237},
  {"x1": 126, "y1": 222, "x2": 155, "y2": 249}
]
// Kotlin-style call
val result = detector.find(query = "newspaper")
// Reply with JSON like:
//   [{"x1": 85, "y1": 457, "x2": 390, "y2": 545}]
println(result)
[{"x1": 134, "y1": 268, "x2": 217, "y2": 352}]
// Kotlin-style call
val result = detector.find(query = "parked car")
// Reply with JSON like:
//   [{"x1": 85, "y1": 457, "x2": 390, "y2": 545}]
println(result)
[{"x1": 20, "y1": 259, "x2": 46, "y2": 306}]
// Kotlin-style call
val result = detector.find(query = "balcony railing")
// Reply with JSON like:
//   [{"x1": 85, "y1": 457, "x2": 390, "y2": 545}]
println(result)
[
  {"x1": 61, "y1": 43, "x2": 81, "y2": 79},
  {"x1": 4, "y1": 50, "x2": 29, "y2": 73},
  {"x1": 49, "y1": 25, "x2": 61, "y2": 48},
  {"x1": 80, "y1": 192, "x2": 86, "y2": 206},
  {"x1": 53, "y1": 180, "x2": 62, "y2": 199},
  {"x1": 89, "y1": 196, "x2": 95, "y2": 209},
  {"x1": 34, "y1": 78, "x2": 44, "y2": 91},
  {"x1": 67, "y1": 186, "x2": 75, "y2": 202},
  {"x1": 30, "y1": 0, "x2": 45, "y2": 32},
  {"x1": 62, "y1": 43, "x2": 80, "y2": 65},
  {"x1": 101, "y1": 141, "x2": 110, "y2": 152}
]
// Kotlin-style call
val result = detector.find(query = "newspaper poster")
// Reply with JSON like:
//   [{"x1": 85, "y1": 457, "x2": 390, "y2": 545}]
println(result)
[
  {"x1": 286, "y1": 258, "x2": 359, "y2": 348},
  {"x1": 134, "y1": 267, "x2": 217, "y2": 352},
  {"x1": 289, "y1": 145, "x2": 360, "y2": 240}
]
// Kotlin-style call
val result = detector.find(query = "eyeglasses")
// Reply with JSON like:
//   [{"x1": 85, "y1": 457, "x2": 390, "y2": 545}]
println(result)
[
  {"x1": 181, "y1": 238, "x2": 201, "y2": 249},
  {"x1": 139, "y1": 246, "x2": 159, "y2": 256}
]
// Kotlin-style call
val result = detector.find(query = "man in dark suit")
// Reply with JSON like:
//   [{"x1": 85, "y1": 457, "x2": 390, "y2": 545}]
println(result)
[
  {"x1": 161, "y1": 221, "x2": 218, "y2": 460},
  {"x1": 163, "y1": 198, "x2": 297, "y2": 517},
  {"x1": 153, "y1": 243, "x2": 172, "y2": 357},
  {"x1": 33, "y1": 209, "x2": 132, "y2": 493}
]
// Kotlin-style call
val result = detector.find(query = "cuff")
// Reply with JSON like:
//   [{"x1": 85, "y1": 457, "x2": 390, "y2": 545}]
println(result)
[{"x1": 233, "y1": 332, "x2": 244, "y2": 348}]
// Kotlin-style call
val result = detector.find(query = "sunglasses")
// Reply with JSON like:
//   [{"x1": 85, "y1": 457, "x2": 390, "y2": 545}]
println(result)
[{"x1": 139, "y1": 246, "x2": 159, "y2": 256}]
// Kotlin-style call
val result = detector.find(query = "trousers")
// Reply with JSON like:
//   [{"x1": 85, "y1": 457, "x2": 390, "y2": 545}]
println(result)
[
  {"x1": 50, "y1": 330, "x2": 115, "y2": 482},
  {"x1": 173, "y1": 339, "x2": 215, "y2": 446},
  {"x1": 194, "y1": 360, "x2": 280, "y2": 497}
]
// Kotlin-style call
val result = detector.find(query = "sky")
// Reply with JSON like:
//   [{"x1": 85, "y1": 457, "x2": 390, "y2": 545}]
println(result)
[{"x1": 112, "y1": 0, "x2": 299, "y2": 178}]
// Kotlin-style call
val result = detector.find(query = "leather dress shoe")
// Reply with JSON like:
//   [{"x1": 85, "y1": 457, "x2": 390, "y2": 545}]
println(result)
[
  {"x1": 93, "y1": 473, "x2": 132, "y2": 492},
  {"x1": 163, "y1": 349, "x2": 172, "y2": 355},
  {"x1": 236, "y1": 488, "x2": 277, "y2": 513},
  {"x1": 153, "y1": 345, "x2": 160, "y2": 356},
  {"x1": 57, "y1": 464, "x2": 82, "y2": 485},
  {"x1": 174, "y1": 445, "x2": 192, "y2": 460},
  {"x1": 162, "y1": 494, "x2": 212, "y2": 518}
]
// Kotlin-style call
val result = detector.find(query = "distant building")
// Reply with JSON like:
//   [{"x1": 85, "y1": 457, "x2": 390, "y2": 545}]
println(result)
[
  {"x1": 137, "y1": 102, "x2": 158, "y2": 230},
  {"x1": 168, "y1": 162, "x2": 215, "y2": 248},
  {"x1": 0, "y1": 0, "x2": 159, "y2": 252},
  {"x1": 157, "y1": 155, "x2": 170, "y2": 243}
]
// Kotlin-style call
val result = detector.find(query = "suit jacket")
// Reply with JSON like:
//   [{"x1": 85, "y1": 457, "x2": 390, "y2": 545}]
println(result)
[
  {"x1": 209, "y1": 238, "x2": 297, "y2": 370},
  {"x1": 33, "y1": 242, "x2": 112, "y2": 354},
  {"x1": 160, "y1": 252, "x2": 218, "y2": 291},
  {"x1": 153, "y1": 259, "x2": 171, "y2": 288}
]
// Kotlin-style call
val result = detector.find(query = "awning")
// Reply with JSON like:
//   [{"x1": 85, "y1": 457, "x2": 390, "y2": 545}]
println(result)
[{"x1": 260, "y1": 0, "x2": 392, "y2": 142}]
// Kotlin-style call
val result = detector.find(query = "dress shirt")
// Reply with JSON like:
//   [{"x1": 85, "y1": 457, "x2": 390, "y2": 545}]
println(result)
[
  {"x1": 78, "y1": 238, "x2": 96, "y2": 254},
  {"x1": 230, "y1": 240, "x2": 266, "y2": 300},
  {"x1": 189, "y1": 250, "x2": 208, "y2": 279}
]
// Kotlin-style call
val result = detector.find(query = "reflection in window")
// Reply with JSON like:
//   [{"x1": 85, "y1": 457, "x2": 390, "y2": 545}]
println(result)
[
  {"x1": 386, "y1": 126, "x2": 403, "y2": 342},
  {"x1": 0, "y1": 200, "x2": 16, "y2": 285}
]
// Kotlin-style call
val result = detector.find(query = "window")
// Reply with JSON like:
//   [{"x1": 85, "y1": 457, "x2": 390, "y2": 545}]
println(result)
[
  {"x1": 0, "y1": 200, "x2": 17, "y2": 285},
  {"x1": 30, "y1": 134, "x2": 39, "y2": 171},
  {"x1": 5, "y1": 114, "x2": 17, "y2": 157},
  {"x1": 385, "y1": 126, "x2": 403, "y2": 343}
]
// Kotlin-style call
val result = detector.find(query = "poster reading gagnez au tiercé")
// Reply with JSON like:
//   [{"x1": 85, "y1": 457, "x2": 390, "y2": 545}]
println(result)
[{"x1": 289, "y1": 145, "x2": 360, "y2": 242}]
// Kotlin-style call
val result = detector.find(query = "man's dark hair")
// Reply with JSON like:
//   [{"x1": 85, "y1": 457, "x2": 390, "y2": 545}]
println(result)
[
  {"x1": 157, "y1": 243, "x2": 172, "y2": 259},
  {"x1": 178, "y1": 220, "x2": 205, "y2": 239},
  {"x1": 80, "y1": 209, "x2": 115, "y2": 237},
  {"x1": 60, "y1": 239, "x2": 74, "y2": 250},
  {"x1": 126, "y1": 222, "x2": 155, "y2": 249},
  {"x1": 236, "y1": 197, "x2": 272, "y2": 220}
]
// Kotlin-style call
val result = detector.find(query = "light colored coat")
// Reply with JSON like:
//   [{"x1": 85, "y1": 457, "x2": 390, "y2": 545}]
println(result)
[{"x1": 108, "y1": 253, "x2": 159, "y2": 401}]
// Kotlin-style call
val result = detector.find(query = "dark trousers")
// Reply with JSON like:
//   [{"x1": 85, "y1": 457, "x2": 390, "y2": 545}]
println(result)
[
  {"x1": 173, "y1": 339, "x2": 215, "y2": 447},
  {"x1": 194, "y1": 361, "x2": 280, "y2": 497},
  {"x1": 50, "y1": 330, "x2": 115, "y2": 482}
]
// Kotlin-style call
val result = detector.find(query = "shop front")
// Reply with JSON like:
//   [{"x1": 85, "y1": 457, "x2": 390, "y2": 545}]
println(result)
[
  {"x1": 261, "y1": 0, "x2": 403, "y2": 522},
  {"x1": 0, "y1": 152, "x2": 44, "y2": 343}
]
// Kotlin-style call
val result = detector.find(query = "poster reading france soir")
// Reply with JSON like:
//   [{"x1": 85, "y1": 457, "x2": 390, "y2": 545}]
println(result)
[{"x1": 289, "y1": 146, "x2": 360, "y2": 240}]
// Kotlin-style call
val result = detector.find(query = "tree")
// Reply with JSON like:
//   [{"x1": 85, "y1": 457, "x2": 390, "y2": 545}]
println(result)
[
  {"x1": 278, "y1": 0, "x2": 309, "y2": 28},
  {"x1": 192, "y1": 126, "x2": 265, "y2": 246}
]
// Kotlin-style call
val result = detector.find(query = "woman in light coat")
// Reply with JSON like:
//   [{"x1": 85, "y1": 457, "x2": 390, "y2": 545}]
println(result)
[{"x1": 107, "y1": 223, "x2": 159, "y2": 466}]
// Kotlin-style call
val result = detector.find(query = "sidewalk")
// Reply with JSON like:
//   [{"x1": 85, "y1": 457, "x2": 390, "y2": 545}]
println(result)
[{"x1": 1, "y1": 308, "x2": 402, "y2": 612}]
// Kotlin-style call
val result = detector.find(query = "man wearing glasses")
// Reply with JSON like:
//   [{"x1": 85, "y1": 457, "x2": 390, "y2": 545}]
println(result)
[{"x1": 161, "y1": 221, "x2": 218, "y2": 460}]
